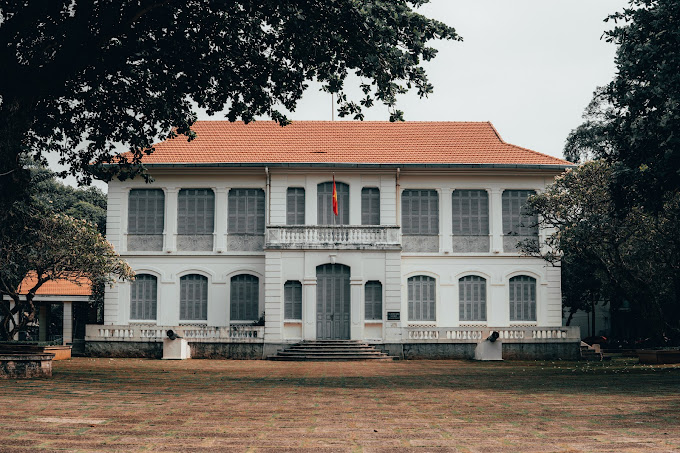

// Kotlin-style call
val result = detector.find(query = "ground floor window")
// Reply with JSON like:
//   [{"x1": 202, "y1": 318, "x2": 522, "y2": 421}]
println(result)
[
  {"x1": 459, "y1": 275, "x2": 486, "y2": 322},
  {"x1": 130, "y1": 274, "x2": 158, "y2": 321},
  {"x1": 365, "y1": 281, "x2": 383, "y2": 320},
  {"x1": 180, "y1": 274, "x2": 208, "y2": 321},
  {"x1": 509, "y1": 275, "x2": 536, "y2": 321},
  {"x1": 231, "y1": 274, "x2": 259, "y2": 321},
  {"x1": 284, "y1": 280, "x2": 302, "y2": 320},
  {"x1": 408, "y1": 275, "x2": 436, "y2": 321}
]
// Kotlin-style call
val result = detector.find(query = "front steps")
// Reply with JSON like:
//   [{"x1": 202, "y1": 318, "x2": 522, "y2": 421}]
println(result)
[{"x1": 268, "y1": 340, "x2": 397, "y2": 361}]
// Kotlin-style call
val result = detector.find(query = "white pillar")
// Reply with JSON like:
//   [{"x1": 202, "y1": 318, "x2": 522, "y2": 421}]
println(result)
[
  {"x1": 164, "y1": 187, "x2": 179, "y2": 252},
  {"x1": 350, "y1": 277, "x2": 363, "y2": 340},
  {"x1": 441, "y1": 188, "x2": 453, "y2": 253},
  {"x1": 214, "y1": 187, "x2": 228, "y2": 252},
  {"x1": 489, "y1": 189, "x2": 503, "y2": 254},
  {"x1": 303, "y1": 277, "x2": 317, "y2": 340},
  {"x1": 62, "y1": 301, "x2": 73, "y2": 345}
]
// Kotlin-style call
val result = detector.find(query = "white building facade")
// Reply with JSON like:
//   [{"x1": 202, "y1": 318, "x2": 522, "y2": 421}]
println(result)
[{"x1": 86, "y1": 122, "x2": 580, "y2": 359}]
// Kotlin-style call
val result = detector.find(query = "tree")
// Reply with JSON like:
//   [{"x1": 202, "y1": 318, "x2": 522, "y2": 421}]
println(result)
[
  {"x1": 0, "y1": 1, "x2": 459, "y2": 206},
  {"x1": 524, "y1": 161, "x2": 680, "y2": 342},
  {"x1": 565, "y1": 0, "x2": 680, "y2": 212},
  {"x1": 0, "y1": 207, "x2": 133, "y2": 340}
]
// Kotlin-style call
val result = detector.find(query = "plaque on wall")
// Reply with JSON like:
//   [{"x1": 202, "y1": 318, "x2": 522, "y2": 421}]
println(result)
[{"x1": 387, "y1": 312, "x2": 401, "y2": 321}]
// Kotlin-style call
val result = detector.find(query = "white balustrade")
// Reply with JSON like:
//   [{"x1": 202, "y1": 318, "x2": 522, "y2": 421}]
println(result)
[
  {"x1": 405, "y1": 326, "x2": 579, "y2": 343},
  {"x1": 86, "y1": 325, "x2": 264, "y2": 343},
  {"x1": 266, "y1": 225, "x2": 401, "y2": 249}
]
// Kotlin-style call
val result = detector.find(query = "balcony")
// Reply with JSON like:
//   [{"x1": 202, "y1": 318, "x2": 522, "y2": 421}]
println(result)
[{"x1": 265, "y1": 225, "x2": 401, "y2": 250}]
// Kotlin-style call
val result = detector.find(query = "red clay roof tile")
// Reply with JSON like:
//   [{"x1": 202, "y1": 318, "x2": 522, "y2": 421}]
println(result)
[
  {"x1": 17, "y1": 274, "x2": 91, "y2": 297},
  {"x1": 127, "y1": 121, "x2": 571, "y2": 166}
]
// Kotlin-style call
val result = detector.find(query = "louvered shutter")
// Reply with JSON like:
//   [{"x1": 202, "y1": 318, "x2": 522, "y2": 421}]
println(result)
[
  {"x1": 128, "y1": 189, "x2": 164, "y2": 234},
  {"x1": 509, "y1": 275, "x2": 536, "y2": 321},
  {"x1": 178, "y1": 189, "x2": 215, "y2": 234},
  {"x1": 317, "y1": 182, "x2": 349, "y2": 225},
  {"x1": 402, "y1": 190, "x2": 438, "y2": 234},
  {"x1": 502, "y1": 190, "x2": 537, "y2": 236},
  {"x1": 284, "y1": 281, "x2": 302, "y2": 320},
  {"x1": 407, "y1": 276, "x2": 435, "y2": 321},
  {"x1": 180, "y1": 274, "x2": 208, "y2": 321},
  {"x1": 361, "y1": 188, "x2": 380, "y2": 225},
  {"x1": 459, "y1": 276, "x2": 486, "y2": 321},
  {"x1": 364, "y1": 281, "x2": 383, "y2": 320},
  {"x1": 286, "y1": 188, "x2": 305, "y2": 225},
  {"x1": 452, "y1": 190, "x2": 489, "y2": 236},
  {"x1": 231, "y1": 274, "x2": 259, "y2": 321},
  {"x1": 130, "y1": 274, "x2": 157, "y2": 320}
]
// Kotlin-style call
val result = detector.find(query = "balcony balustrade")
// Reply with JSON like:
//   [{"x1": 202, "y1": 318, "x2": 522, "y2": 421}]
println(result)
[
  {"x1": 85, "y1": 324, "x2": 264, "y2": 343},
  {"x1": 265, "y1": 225, "x2": 401, "y2": 250}
]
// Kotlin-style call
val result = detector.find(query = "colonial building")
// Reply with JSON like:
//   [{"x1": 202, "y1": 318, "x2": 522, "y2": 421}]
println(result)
[{"x1": 86, "y1": 121, "x2": 580, "y2": 359}]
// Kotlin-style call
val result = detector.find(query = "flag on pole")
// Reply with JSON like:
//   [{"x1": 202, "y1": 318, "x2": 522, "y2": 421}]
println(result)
[{"x1": 332, "y1": 175, "x2": 338, "y2": 216}]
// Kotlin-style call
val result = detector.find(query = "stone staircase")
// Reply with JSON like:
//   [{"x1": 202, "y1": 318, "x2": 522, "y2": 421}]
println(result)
[{"x1": 268, "y1": 340, "x2": 397, "y2": 361}]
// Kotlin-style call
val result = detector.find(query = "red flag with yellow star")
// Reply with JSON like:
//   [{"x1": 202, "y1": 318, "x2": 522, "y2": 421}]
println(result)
[{"x1": 332, "y1": 175, "x2": 338, "y2": 216}]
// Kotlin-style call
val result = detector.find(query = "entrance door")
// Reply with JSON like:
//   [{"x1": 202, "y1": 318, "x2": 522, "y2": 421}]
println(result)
[{"x1": 316, "y1": 263, "x2": 350, "y2": 340}]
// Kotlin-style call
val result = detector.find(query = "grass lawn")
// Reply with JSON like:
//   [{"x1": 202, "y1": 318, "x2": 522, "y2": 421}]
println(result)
[{"x1": 0, "y1": 357, "x2": 678, "y2": 452}]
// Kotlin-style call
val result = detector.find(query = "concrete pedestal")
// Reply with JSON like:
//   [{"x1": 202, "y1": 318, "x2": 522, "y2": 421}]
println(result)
[
  {"x1": 162, "y1": 338, "x2": 190, "y2": 360},
  {"x1": 474, "y1": 340, "x2": 503, "y2": 361}
]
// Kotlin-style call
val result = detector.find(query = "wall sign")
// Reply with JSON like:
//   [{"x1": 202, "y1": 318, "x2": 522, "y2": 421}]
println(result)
[{"x1": 387, "y1": 311, "x2": 401, "y2": 321}]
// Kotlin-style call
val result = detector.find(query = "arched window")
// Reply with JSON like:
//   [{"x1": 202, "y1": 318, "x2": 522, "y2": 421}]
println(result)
[
  {"x1": 231, "y1": 274, "x2": 259, "y2": 321},
  {"x1": 509, "y1": 275, "x2": 536, "y2": 321},
  {"x1": 407, "y1": 275, "x2": 436, "y2": 321},
  {"x1": 365, "y1": 281, "x2": 383, "y2": 320},
  {"x1": 180, "y1": 274, "x2": 208, "y2": 321},
  {"x1": 361, "y1": 188, "x2": 380, "y2": 225},
  {"x1": 130, "y1": 274, "x2": 157, "y2": 320},
  {"x1": 284, "y1": 280, "x2": 302, "y2": 320},
  {"x1": 318, "y1": 181, "x2": 349, "y2": 225},
  {"x1": 459, "y1": 276, "x2": 486, "y2": 322}
]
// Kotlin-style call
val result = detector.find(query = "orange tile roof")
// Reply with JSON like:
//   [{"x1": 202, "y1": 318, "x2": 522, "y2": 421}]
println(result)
[
  {"x1": 17, "y1": 274, "x2": 91, "y2": 297},
  {"x1": 127, "y1": 121, "x2": 571, "y2": 167}
]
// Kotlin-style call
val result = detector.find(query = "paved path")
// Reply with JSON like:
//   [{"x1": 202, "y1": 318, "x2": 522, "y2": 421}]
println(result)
[{"x1": 1, "y1": 358, "x2": 679, "y2": 451}]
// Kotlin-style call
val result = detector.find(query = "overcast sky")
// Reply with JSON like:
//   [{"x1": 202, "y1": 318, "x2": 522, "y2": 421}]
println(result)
[{"x1": 64, "y1": 0, "x2": 628, "y2": 189}]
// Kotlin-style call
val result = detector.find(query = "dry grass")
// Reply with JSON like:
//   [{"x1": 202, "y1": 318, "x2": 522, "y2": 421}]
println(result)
[{"x1": 1, "y1": 357, "x2": 679, "y2": 452}]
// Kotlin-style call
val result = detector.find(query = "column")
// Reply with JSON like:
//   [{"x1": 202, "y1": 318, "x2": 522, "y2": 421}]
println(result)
[
  {"x1": 38, "y1": 303, "x2": 47, "y2": 341},
  {"x1": 62, "y1": 301, "x2": 73, "y2": 345},
  {"x1": 264, "y1": 252, "x2": 283, "y2": 341},
  {"x1": 164, "y1": 187, "x2": 179, "y2": 252},
  {"x1": 350, "y1": 277, "x2": 363, "y2": 340},
  {"x1": 489, "y1": 189, "x2": 503, "y2": 253},
  {"x1": 441, "y1": 188, "x2": 453, "y2": 253},
  {"x1": 302, "y1": 277, "x2": 317, "y2": 340},
  {"x1": 214, "y1": 188, "x2": 228, "y2": 252}
]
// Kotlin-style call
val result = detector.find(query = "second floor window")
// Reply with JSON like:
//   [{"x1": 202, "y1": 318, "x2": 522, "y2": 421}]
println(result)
[
  {"x1": 452, "y1": 190, "x2": 489, "y2": 236},
  {"x1": 502, "y1": 190, "x2": 538, "y2": 236},
  {"x1": 128, "y1": 189, "x2": 164, "y2": 234},
  {"x1": 228, "y1": 189, "x2": 265, "y2": 234},
  {"x1": 361, "y1": 187, "x2": 380, "y2": 225},
  {"x1": 318, "y1": 181, "x2": 349, "y2": 225},
  {"x1": 286, "y1": 188, "x2": 305, "y2": 225},
  {"x1": 178, "y1": 189, "x2": 215, "y2": 234},
  {"x1": 402, "y1": 189, "x2": 439, "y2": 235}
]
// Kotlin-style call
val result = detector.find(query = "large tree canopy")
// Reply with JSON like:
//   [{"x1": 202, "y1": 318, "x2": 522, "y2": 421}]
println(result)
[
  {"x1": 524, "y1": 161, "x2": 680, "y2": 342},
  {"x1": 0, "y1": 0, "x2": 459, "y2": 199},
  {"x1": 565, "y1": 0, "x2": 680, "y2": 211}
]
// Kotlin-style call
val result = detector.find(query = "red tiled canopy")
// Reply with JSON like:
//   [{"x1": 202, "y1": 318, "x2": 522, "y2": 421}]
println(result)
[
  {"x1": 129, "y1": 121, "x2": 571, "y2": 167},
  {"x1": 17, "y1": 274, "x2": 91, "y2": 297}
]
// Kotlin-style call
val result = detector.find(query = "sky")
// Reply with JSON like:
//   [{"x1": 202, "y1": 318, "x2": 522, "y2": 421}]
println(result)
[{"x1": 62, "y1": 0, "x2": 629, "y2": 190}]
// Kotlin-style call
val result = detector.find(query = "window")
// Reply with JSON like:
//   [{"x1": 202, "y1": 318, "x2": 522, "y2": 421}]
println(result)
[
  {"x1": 452, "y1": 190, "x2": 489, "y2": 236},
  {"x1": 317, "y1": 181, "x2": 349, "y2": 225},
  {"x1": 365, "y1": 281, "x2": 383, "y2": 320},
  {"x1": 230, "y1": 274, "x2": 259, "y2": 321},
  {"x1": 361, "y1": 188, "x2": 380, "y2": 225},
  {"x1": 128, "y1": 189, "x2": 164, "y2": 234},
  {"x1": 402, "y1": 190, "x2": 439, "y2": 235},
  {"x1": 228, "y1": 189, "x2": 265, "y2": 234},
  {"x1": 180, "y1": 274, "x2": 208, "y2": 321},
  {"x1": 459, "y1": 276, "x2": 486, "y2": 322},
  {"x1": 178, "y1": 189, "x2": 215, "y2": 234},
  {"x1": 407, "y1": 275, "x2": 436, "y2": 321},
  {"x1": 502, "y1": 190, "x2": 538, "y2": 236},
  {"x1": 509, "y1": 275, "x2": 537, "y2": 321},
  {"x1": 284, "y1": 280, "x2": 302, "y2": 320},
  {"x1": 130, "y1": 274, "x2": 157, "y2": 320},
  {"x1": 286, "y1": 188, "x2": 305, "y2": 225}
]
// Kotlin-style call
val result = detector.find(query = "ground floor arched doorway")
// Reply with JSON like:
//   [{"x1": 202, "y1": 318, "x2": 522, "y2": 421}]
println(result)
[{"x1": 316, "y1": 263, "x2": 350, "y2": 340}]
